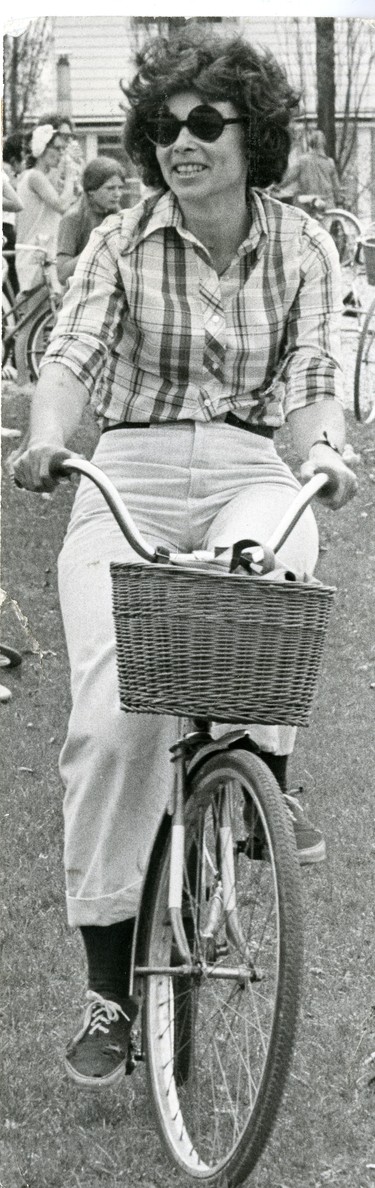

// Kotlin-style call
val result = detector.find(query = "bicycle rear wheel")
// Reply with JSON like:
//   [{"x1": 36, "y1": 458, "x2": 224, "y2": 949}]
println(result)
[
  {"x1": 2, "y1": 285, "x2": 16, "y2": 368},
  {"x1": 354, "y1": 296, "x2": 375, "y2": 422},
  {"x1": 26, "y1": 306, "x2": 55, "y2": 380},
  {"x1": 142, "y1": 750, "x2": 303, "y2": 1186}
]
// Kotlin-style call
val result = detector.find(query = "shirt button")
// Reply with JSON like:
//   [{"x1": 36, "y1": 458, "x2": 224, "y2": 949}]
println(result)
[
  {"x1": 212, "y1": 314, "x2": 220, "y2": 323},
  {"x1": 203, "y1": 397, "x2": 211, "y2": 405}
]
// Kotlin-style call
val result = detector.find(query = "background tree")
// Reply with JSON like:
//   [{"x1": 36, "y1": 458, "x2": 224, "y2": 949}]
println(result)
[
  {"x1": 315, "y1": 18, "x2": 336, "y2": 159},
  {"x1": 3, "y1": 18, "x2": 52, "y2": 135},
  {"x1": 335, "y1": 20, "x2": 375, "y2": 187}
]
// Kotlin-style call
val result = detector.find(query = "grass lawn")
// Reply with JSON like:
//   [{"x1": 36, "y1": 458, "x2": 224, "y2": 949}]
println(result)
[{"x1": 1, "y1": 393, "x2": 374, "y2": 1188}]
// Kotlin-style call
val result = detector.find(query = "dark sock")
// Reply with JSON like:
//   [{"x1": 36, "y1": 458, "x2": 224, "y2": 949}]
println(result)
[
  {"x1": 80, "y1": 918, "x2": 136, "y2": 1005},
  {"x1": 256, "y1": 751, "x2": 288, "y2": 793}
]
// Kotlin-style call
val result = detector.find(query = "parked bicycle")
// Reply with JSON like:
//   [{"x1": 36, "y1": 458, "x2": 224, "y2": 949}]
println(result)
[
  {"x1": 2, "y1": 245, "x2": 60, "y2": 382},
  {"x1": 50, "y1": 449, "x2": 334, "y2": 1186},
  {"x1": 354, "y1": 235, "x2": 375, "y2": 423}
]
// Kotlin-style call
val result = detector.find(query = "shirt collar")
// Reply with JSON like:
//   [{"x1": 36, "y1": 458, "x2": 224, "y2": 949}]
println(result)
[{"x1": 119, "y1": 187, "x2": 267, "y2": 257}]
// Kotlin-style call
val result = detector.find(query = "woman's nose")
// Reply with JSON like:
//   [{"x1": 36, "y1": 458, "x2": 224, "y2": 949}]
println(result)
[{"x1": 173, "y1": 124, "x2": 195, "y2": 149}]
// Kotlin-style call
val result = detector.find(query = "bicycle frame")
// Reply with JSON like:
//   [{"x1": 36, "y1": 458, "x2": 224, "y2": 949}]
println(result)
[{"x1": 50, "y1": 452, "x2": 329, "y2": 990}]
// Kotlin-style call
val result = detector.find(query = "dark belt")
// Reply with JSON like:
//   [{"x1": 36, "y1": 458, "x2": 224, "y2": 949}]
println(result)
[{"x1": 102, "y1": 413, "x2": 274, "y2": 439}]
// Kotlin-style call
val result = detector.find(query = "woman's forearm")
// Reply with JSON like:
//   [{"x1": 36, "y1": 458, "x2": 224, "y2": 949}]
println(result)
[
  {"x1": 287, "y1": 400, "x2": 346, "y2": 461},
  {"x1": 29, "y1": 363, "x2": 89, "y2": 447},
  {"x1": 56, "y1": 255, "x2": 79, "y2": 284}
]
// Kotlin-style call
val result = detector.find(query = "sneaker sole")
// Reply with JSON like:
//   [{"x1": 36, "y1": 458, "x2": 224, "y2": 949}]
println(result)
[
  {"x1": 64, "y1": 1055, "x2": 126, "y2": 1089},
  {"x1": 297, "y1": 838, "x2": 326, "y2": 865}
]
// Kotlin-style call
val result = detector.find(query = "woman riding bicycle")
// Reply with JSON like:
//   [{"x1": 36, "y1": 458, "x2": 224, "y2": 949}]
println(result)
[{"x1": 14, "y1": 28, "x2": 357, "y2": 1089}]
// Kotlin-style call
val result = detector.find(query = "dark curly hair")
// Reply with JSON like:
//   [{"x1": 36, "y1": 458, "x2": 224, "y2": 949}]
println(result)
[{"x1": 121, "y1": 28, "x2": 299, "y2": 191}]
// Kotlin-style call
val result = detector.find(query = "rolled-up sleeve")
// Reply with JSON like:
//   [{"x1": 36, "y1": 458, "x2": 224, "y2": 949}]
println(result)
[
  {"x1": 40, "y1": 219, "x2": 128, "y2": 401},
  {"x1": 283, "y1": 220, "x2": 344, "y2": 416}
]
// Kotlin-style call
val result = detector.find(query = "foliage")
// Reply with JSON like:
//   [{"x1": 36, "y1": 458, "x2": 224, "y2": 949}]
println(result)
[
  {"x1": 335, "y1": 19, "x2": 375, "y2": 177},
  {"x1": 3, "y1": 18, "x2": 52, "y2": 135}
]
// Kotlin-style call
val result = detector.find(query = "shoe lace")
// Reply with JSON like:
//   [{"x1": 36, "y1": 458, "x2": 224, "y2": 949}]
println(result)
[
  {"x1": 84, "y1": 991, "x2": 130, "y2": 1036},
  {"x1": 283, "y1": 791, "x2": 303, "y2": 823}
]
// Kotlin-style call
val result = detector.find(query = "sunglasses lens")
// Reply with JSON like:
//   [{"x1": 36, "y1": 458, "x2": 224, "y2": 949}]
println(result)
[
  {"x1": 146, "y1": 116, "x2": 180, "y2": 146},
  {"x1": 189, "y1": 107, "x2": 224, "y2": 141}
]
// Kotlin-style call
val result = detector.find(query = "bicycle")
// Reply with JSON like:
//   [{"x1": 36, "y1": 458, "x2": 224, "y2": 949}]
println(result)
[
  {"x1": 2, "y1": 245, "x2": 61, "y2": 381},
  {"x1": 353, "y1": 236, "x2": 375, "y2": 424},
  {"x1": 49, "y1": 449, "x2": 334, "y2": 1186}
]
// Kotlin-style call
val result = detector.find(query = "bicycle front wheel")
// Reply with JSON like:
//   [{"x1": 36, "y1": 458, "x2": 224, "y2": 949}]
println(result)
[
  {"x1": 354, "y1": 296, "x2": 375, "y2": 422},
  {"x1": 142, "y1": 750, "x2": 303, "y2": 1186},
  {"x1": 26, "y1": 306, "x2": 55, "y2": 380}
]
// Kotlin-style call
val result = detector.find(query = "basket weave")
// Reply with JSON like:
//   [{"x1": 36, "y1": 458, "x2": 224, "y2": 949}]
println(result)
[
  {"x1": 363, "y1": 238, "x2": 375, "y2": 286},
  {"x1": 111, "y1": 563, "x2": 335, "y2": 727}
]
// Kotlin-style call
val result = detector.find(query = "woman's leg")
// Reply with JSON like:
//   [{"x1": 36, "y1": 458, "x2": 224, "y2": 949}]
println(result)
[{"x1": 200, "y1": 465, "x2": 325, "y2": 864}]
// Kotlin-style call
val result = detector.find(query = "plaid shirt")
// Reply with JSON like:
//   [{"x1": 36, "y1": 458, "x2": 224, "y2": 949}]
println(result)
[{"x1": 42, "y1": 188, "x2": 344, "y2": 427}]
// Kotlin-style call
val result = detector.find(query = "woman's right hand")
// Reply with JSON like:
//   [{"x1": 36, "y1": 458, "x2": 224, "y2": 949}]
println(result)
[{"x1": 12, "y1": 442, "x2": 72, "y2": 492}]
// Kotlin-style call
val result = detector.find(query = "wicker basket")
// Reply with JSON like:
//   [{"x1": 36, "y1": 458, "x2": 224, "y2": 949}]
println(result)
[
  {"x1": 363, "y1": 237, "x2": 375, "y2": 286},
  {"x1": 111, "y1": 563, "x2": 335, "y2": 727}
]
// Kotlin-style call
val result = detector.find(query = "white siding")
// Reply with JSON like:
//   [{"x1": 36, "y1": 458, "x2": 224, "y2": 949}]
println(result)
[
  {"x1": 52, "y1": 16, "x2": 136, "y2": 122},
  {"x1": 240, "y1": 17, "x2": 317, "y2": 116},
  {"x1": 39, "y1": 16, "x2": 374, "y2": 125}
]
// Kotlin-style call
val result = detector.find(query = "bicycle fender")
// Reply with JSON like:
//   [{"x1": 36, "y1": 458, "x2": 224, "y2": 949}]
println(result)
[{"x1": 186, "y1": 729, "x2": 252, "y2": 780}]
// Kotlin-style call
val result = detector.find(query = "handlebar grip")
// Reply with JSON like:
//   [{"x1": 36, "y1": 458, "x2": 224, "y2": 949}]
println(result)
[{"x1": 48, "y1": 450, "x2": 76, "y2": 478}]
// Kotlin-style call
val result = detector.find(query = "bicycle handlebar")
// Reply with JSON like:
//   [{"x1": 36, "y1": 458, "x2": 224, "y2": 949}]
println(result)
[{"x1": 49, "y1": 451, "x2": 329, "y2": 573}]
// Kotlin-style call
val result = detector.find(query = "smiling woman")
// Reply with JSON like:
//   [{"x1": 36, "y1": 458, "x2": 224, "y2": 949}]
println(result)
[
  {"x1": 14, "y1": 24, "x2": 357, "y2": 1095},
  {"x1": 123, "y1": 30, "x2": 297, "y2": 190}
]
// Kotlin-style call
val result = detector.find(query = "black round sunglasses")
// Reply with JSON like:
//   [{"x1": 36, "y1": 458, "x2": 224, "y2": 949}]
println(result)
[{"x1": 145, "y1": 104, "x2": 249, "y2": 148}]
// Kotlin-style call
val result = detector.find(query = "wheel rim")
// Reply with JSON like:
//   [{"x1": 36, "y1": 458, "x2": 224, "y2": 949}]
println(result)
[
  {"x1": 27, "y1": 310, "x2": 54, "y2": 380},
  {"x1": 145, "y1": 771, "x2": 295, "y2": 1179},
  {"x1": 358, "y1": 321, "x2": 375, "y2": 422}
]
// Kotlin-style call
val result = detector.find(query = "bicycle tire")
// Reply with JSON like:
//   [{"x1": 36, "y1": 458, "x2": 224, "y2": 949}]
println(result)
[
  {"x1": 353, "y1": 296, "x2": 375, "y2": 422},
  {"x1": 320, "y1": 208, "x2": 362, "y2": 269},
  {"x1": 142, "y1": 749, "x2": 304, "y2": 1186},
  {"x1": 2, "y1": 287, "x2": 16, "y2": 368},
  {"x1": 26, "y1": 305, "x2": 55, "y2": 380}
]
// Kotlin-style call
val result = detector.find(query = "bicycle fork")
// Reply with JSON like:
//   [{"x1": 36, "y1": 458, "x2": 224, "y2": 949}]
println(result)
[{"x1": 169, "y1": 743, "x2": 251, "y2": 967}]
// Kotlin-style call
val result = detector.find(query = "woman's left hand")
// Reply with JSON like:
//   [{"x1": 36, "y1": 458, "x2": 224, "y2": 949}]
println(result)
[{"x1": 300, "y1": 443, "x2": 358, "y2": 509}]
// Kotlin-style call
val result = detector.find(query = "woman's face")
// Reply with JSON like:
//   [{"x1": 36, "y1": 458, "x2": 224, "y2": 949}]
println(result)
[
  {"x1": 155, "y1": 91, "x2": 248, "y2": 207},
  {"x1": 88, "y1": 176, "x2": 124, "y2": 214},
  {"x1": 43, "y1": 136, "x2": 66, "y2": 168}
]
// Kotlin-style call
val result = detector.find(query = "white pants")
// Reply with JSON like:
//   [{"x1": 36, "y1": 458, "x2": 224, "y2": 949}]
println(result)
[{"x1": 58, "y1": 422, "x2": 319, "y2": 926}]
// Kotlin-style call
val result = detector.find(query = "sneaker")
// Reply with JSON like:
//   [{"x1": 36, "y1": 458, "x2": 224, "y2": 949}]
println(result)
[
  {"x1": 243, "y1": 788, "x2": 326, "y2": 866},
  {"x1": 284, "y1": 791, "x2": 326, "y2": 865},
  {"x1": 65, "y1": 991, "x2": 138, "y2": 1088}
]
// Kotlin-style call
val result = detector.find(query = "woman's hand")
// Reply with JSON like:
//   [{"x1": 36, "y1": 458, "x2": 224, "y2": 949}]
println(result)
[
  {"x1": 300, "y1": 443, "x2": 358, "y2": 509},
  {"x1": 12, "y1": 442, "x2": 72, "y2": 493}
]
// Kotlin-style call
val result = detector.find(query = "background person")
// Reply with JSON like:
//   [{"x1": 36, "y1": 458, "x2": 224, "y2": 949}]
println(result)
[
  {"x1": 276, "y1": 129, "x2": 342, "y2": 208},
  {"x1": 15, "y1": 124, "x2": 76, "y2": 295},
  {"x1": 2, "y1": 132, "x2": 26, "y2": 295},
  {"x1": 56, "y1": 157, "x2": 125, "y2": 285},
  {"x1": 13, "y1": 29, "x2": 357, "y2": 1089},
  {"x1": 33, "y1": 114, "x2": 84, "y2": 200}
]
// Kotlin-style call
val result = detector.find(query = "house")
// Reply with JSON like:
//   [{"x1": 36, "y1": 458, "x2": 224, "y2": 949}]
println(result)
[{"x1": 31, "y1": 15, "x2": 375, "y2": 219}]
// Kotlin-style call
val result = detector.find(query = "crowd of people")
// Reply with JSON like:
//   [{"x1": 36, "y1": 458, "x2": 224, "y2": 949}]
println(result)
[
  {"x1": 2, "y1": 114, "x2": 132, "y2": 304},
  {"x1": 2, "y1": 115, "x2": 135, "y2": 389}
]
